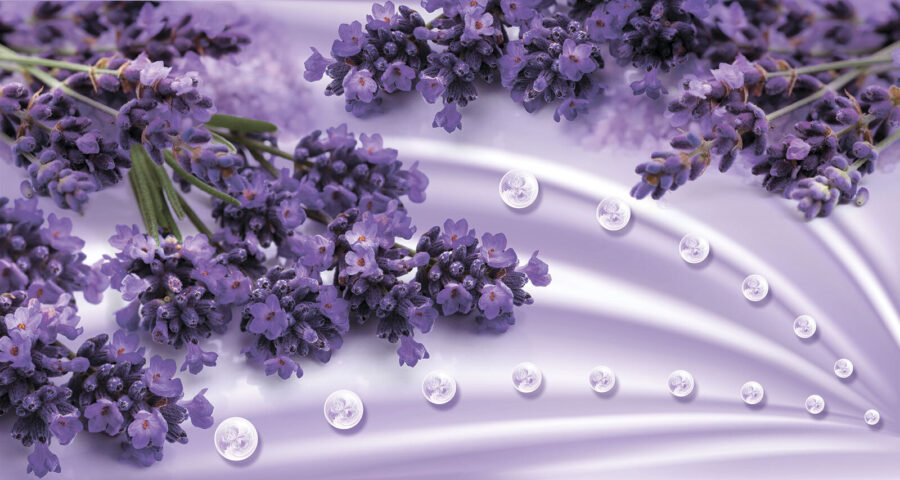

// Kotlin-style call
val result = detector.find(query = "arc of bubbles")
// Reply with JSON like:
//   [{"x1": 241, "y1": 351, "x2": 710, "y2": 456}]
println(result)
[{"x1": 387, "y1": 137, "x2": 894, "y2": 407}]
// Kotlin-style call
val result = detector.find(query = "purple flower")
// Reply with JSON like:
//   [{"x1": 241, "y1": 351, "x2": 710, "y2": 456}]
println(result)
[
  {"x1": 41, "y1": 213, "x2": 84, "y2": 252},
  {"x1": 787, "y1": 137, "x2": 812, "y2": 161},
  {"x1": 120, "y1": 273, "x2": 150, "y2": 302},
  {"x1": 407, "y1": 161, "x2": 428, "y2": 203},
  {"x1": 380, "y1": 61, "x2": 416, "y2": 93},
  {"x1": 441, "y1": 218, "x2": 475, "y2": 248},
  {"x1": 356, "y1": 133, "x2": 398, "y2": 165},
  {"x1": 107, "y1": 329, "x2": 145, "y2": 364},
  {"x1": 5, "y1": 301, "x2": 42, "y2": 339},
  {"x1": 297, "y1": 234, "x2": 335, "y2": 270},
  {"x1": 554, "y1": 98, "x2": 590, "y2": 122},
  {"x1": 26, "y1": 442, "x2": 60, "y2": 478},
  {"x1": 49, "y1": 413, "x2": 82, "y2": 445},
  {"x1": 461, "y1": 8, "x2": 497, "y2": 42},
  {"x1": 343, "y1": 68, "x2": 378, "y2": 103},
  {"x1": 501, "y1": 0, "x2": 537, "y2": 24},
  {"x1": 519, "y1": 251, "x2": 551, "y2": 287},
  {"x1": 345, "y1": 246, "x2": 381, "y2": 277},
  {"x1": 0, "y1": 331, "x2": 32, "y2": 369},
  {"x1": 436, "y1": 283, "x2": 473, "y2": 315},
  {"x1": 711, "y1": 62, "x2": 744, "y2": 89},
  {"x1": 368, "y1": 2, "x2": 398, "y2": 30},
  {"x1": 180, "y1": 388, "x2": 215, "y2": 429},
  {"x1": 397, "y1": 335, "x2": 429, "y2": 367},
  {"x1": 499, "y1": 41, "x2": 527, "y2": 87},
  {"x1": 407, "y1": 304, "x2": 437, "y2": 333},
  {"x1": 142, "y1": 355, "x2": 184, "y2": 397},
  {"x1": 248, "y1": 294, "x2": 289, "y2": 340},
  {"x1": 480, "y1": 232, "x2": 517, "y2": 267},
  {"x1": 587, "y1": 7, "x2": 623, "y2": 41},
  {"x1": 84, "y1": 398, "x2": 125, "y2": 435},
  {"x1": 317, "y1": 286, "x2": 350, "y2": 332},
  {"x1": 304, "y1": 47, "x2": 329, "y2": 82},
  {"x1": 433, "y1": 102, "x2": 462, "y2": 133},
  {"x1": 416, "y1": 76, "x2": 444, "y2": 103},
  {"x1": 264, "y1": 354, "x2": 301, "y2": 379},
  {"x1": 332, "y1": 21, "x2": 365, "y2": 57},
  {"x1": 182, "y1": 342, "x2": 218, "y2": 374},
  {"x1": 478, "y1": 283, "x2": 514, "y2": 319},
  {"x1": 126, "y1": 234, "x2": 157, "y2": 264},
  {"x1": 133, "y1": 54, "x2": 172, "y2": 87},
  {"x1": 559, "y1": 39, "x2": 598, "y2": 81},
  {"x1": 127, "y1": 409, "x2": 167, "y2": 449}
]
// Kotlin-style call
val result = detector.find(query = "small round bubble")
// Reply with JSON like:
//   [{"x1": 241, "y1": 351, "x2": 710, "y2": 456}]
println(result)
[
  {"x1": 742, "y1": 274, "x2": 769, "y2": 302},
  {"x1": 512, "y1": 362, "x2": 542, "y2": 393},
  {"x1": 499, "y1": 169, "x2": 539, "y2": 209},
  {"x1": 589, "y1": 365, "x2": 616, "y2": 393},
  {"x1": 864, "y1": 409, "x2": 880, "y2": 426},
  {"x1": 793, "y1": 315, "x2": 817, "y2": 339},
  {"x1": 833, "y1": 358, "x2": 853, "y2": 379},
  {"x1": 805, "y1": 394, "x2": 825, "y2": 415},
  {"x1": 740, "y1": 381, "x2": 764, "y2": 405},
  {"x1": 667, "y1": 370, "x2": 694, "y2": 398},
  {"x1": 324, "y1": 389, "x2": 364, "y2": 430},
  {"x1": 422, "y1": 370, "x2": 457, "y2": 405},
  {"x1": 214, "y1": 417, "x2": 258, "y2": 462},
  {"x1": 679, "y1": 234, "x2": 710, "y2": 264},
  {"x1": 596, "y1": 197, "x2": 631, "y2": 231}
]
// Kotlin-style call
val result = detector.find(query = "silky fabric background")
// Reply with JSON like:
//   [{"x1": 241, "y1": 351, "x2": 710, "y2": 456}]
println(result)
[{"x1": 2, "y1": 1, "x2": 900, "y2": 478}]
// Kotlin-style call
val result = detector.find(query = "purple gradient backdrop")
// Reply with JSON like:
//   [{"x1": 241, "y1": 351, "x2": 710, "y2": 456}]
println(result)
[{"x1": 2, "y1": 1, "x2": 900, "y2": 478}]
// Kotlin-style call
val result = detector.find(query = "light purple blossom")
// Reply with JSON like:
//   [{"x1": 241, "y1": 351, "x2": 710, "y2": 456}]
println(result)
[
  {"x1": 49, "y1": 413, "x2": 82, "y2": 445},
  {"x1": 120, "y1": 273, "x2": 150, "y2": 302},
  {"x1": 436, "y1": 283, "x2": 473, "y2": 315},
  {"x1": 317, "y1": 285, "x2": 350, "y2": 332},
  {"x1": 343, "y1": 68, "x2": 378, "y2": 103},
  {"x1": 0, "y1": 332, "x2": 32, "y2": 369},
  {"x1": 519, "y1": 251, "x2": 551, "y2": 287},
  {"x1": 787, "y1": 137, "x2": 812, "y2": 160},
  {"x1": 441, "y1": 218, "x2": 475, "y2": 248},
  {"x1": 711, "y1": 62, "x2": 744, "y2": 89},
  {"x1": 248, "y1": 294, "x2": 289, "y2": 340},
  {"x1": 480, "y1": 232, "x2": 517, "y2": 267},
  {"x1": 559, "y1": 39, "x2": 598, "y2": 82},
  {"x1": 26, "y1": 442, "x2": 60, "y2": 478},
  {"x1": 304, "y1": 47, "x2": 329, "y2": 82},
  {"x1": 142, "y1": 355, "x2": 184, "y2": 397},
  {"x1": 478, "y1": 283, "x2": 514, "y2": 319},
  {"x1": 433, "y1": 102, "x2": 462, "y2": 133},
  {"x1": 345, "y1": 246, "x2": 381, "y2": 277},
  {"x1": 332, "y1": 21, "x2": 365, "y2": 57},
  {"x1": 407, "y1": 304, "x2": 437, "y2": 333},
  {"x1": 356, "y1": 133, "x2": 398, "y2": 164},
  {"x1": 368, "y1": 1, "x2": 398, "y2": 30},
  {"x1": 416, "y1": 76, "x2": 444, "y2": 103},
  {"x1": 461, "y1": 8, "x2": 497, "y2": 42},
  {"x1": 128, "y1": 409, "x2": 167, "y2": 449},
  {"x1": 180, "y1": 388, "x2": 215, "y2": 429},
  {"x1": 264, "y1": 354, "x2": 301, "y2": 379},
  {"x1": 84, "y1": 398, "x2": 125, "y2": 436},
  {"x1": 381, "y1": 61, "x2": 416, "y2": 93},
  {"x1": 397, "y1": 335, "x2": 429, "y2": 367}
]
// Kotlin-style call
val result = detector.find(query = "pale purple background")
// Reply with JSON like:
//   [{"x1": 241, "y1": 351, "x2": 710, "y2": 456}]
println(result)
[{"x1": 2, "y1": 1, "x2": 900, "y2": 478}]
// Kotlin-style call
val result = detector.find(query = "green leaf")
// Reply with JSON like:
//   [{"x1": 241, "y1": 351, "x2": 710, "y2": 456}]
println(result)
[{"x1": 206, "y1": 113, "x2": 277, "y2": 133}]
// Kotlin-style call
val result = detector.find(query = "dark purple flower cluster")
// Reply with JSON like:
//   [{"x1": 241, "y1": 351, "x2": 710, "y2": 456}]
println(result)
[
  {"x1": 101, "y1": 226, "x2": 249, "y2": 373},
  {"x1": 416, "y1": 219, "x2": 550, "y2": 332},
  {"x1": 292, "y1": 124, "x2": 428, "y2": 217},
  {"x1": 501, "y1": 12, "x2": 605, "y2": 120},
  {"x1": 69, "y1": 331, "x2": 213, "y2": 467},
  {"x1": 0, "y1": 196, "x2": 106, "y2": 309},
  {"x1": 241, "y1": 261, "x2": 349, "y2": 379},
  {"x1": 304, "y1": 1, "x2": 430, "y2": 116}
]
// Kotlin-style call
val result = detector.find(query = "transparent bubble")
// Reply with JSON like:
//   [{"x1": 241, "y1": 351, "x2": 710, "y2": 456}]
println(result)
[
  {"x1": 596, "y1": 197, "x2": 631, "y2": 231},
  {"x1": 589, "y1": 365, "x2": 616, "y2": 393},
  {"x1": 740, "y1": 381, "x2": 764, "y2": 405},
  {"x1": 805, "y1": 394, "x2": 825, "y2": 415},
  {"x1": 667, "y1": 370, "x2": 695, "y2": 398},
  {"x1": 742, "y1": 274, "x2": 769, "y2": 302},
  {"x1": 422, "y1": 370, "x2": 457, "y2": 405},
  {"x1": 324, "y1": 389, "x2": 364, "y2": 430},
  {"x1": 864, "y1": 409, "x2": 880, "y2": 426},
  {"x1": 833, "y1": 358, "x2": 854, "y2": 379},
  {"x1": 793, "y1": 315, "x2": 817, "y2": 339},
  {"x1": 679, "y1": 234, "x2": 710, "y2": 264},
  {"x1": 499, "y1": 169, "x2": 539, "y2": 209},
  {"x1": 214, "y1": 417, "x2": 258, "y2": 462},
  {"x1": 512, "y1": 362, "x2": 542, "y2": 393}
]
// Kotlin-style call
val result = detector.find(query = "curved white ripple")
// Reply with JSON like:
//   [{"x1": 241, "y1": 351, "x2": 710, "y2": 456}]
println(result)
[{"x1": 390, "y1": 136, "x2": 890, "y2": 392}]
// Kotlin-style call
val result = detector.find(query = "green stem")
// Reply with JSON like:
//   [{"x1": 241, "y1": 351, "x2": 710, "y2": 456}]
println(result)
[
  {"x1": 133, "y1": 150, "x2": 167, "y2": 238},
  {"x1": 247, "y1": 144, "x2": 280, "y2": 177},
  {"x1": 766, "y1": 56, "x2": 893, "y2": 78},
  {"x1": 210, "y1": 128, "x2": 294, "y2": 161},
  {"x1": 0, "y1": 51, "x2": 118, "y2": 75},
  {"x1": 163, "y1": 150, "x2": 242, "y2": 207},
  {"x1": 151, "y1": 162, "x2": 186, "y2": 219},
  {"x1": 834, "y1": 114, "x2": 876, "y2": 138},
  {"x1": 174, "y1": 191, "x2": 214, "y2": 238},
  {"x1": 766, "y1": 68, "x2": 865, "y2": 122},
  {"x1": 875, "y1": 126, "x2": 900, "y2": 152},
  {"x1": 128, "y1": 169, "x2": 158, "y2": 240}
]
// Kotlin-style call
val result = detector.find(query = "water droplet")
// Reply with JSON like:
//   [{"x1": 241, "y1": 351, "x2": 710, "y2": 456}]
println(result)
[
  {"x1": 324, "y1": 389, "x2": 364, "y2": 430},
  {"x1": 805, "y1": 394, "x2": 825, "y2": 415},
  {"x1": 741, "y1": 274, "x2": 769, "y2": 302},
  {"x1": 667, "y1": 370, "x2": 694, "y2": 398},
  {"x1": 422, "y1": 370, "x2": 457, "y2": 405},
  {"x1": 740, "y1": 381, "x2": 764, "y2": 405},
  {"x1": 596, "y1": 197, "x2": 631, "y2": 231},
  {"x1": 499, "y1": 169, "x2": 538, "y2": 209},
  {"x1": 833, "y1": 358, "x2": 853, "y2": 379},
  {"x1": 589, "y1": 365, "x2": 615, "y2": 393},
  {"x1": 679, "y1": 234, "x2": 710, "y2": 264},
  {"x1": 512, "y1": 362, "x2": 542, "y2": 393},
  {"x1": 214, "y1": 417, "x2": 258, "y2": 462},
  {"x1": 793, "y1": 315, "x2": 817, "y2": 339},
  {"x1": 864, "y1": 409, "x2": 880, "y2": 426}
]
